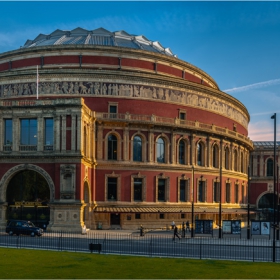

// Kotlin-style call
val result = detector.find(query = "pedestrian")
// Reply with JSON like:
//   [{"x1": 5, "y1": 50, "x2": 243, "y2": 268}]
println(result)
[
  {"x1": 173, "y1": 225, "x2": 181, "y2": 241},
  {"x1": 186, "y1": 221, "x2": 190, "y2": 232},
  {"x1": 182, "y1": 222, "x2": 185, "y2": 238},
  {"x1": 171, "y1": 220, "x2": 175, "y2": 229}
]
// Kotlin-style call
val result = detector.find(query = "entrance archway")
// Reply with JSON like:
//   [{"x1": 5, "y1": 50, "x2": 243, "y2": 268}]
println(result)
[
  {"x1": 6, "y1": 170, "x2": 50, "y2": 228},
  {"x1": 258, "y1": 193, "x2": 279, "y2": 221}
]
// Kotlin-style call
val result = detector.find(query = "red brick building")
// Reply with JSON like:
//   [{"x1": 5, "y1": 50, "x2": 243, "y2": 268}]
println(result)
[{"x1": 0, "y1": 28, "x2": 253, "y2": 231}]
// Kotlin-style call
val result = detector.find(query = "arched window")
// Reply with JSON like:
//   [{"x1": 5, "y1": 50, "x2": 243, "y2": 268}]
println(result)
[
  {"x1": 108, "y1": 134, "x2": 117, "y2": 160},
  {"x1": 197, "y1": 142, "x2": 203, "y2": 166},
  {"x1": 233, "y1": 150, "x2": 238, "y2": 171},
  {"x1": 212, "y1": 144, "x2": 219, "y2": 168},
  {"x1": 225, "y1": 147, "x2": 230, "y2": 170},
  {"x1": 157, "y1": 137, "x2": 165, "y2": 163},
  {"x1": 267, "y1": 158, "x2": 274, "y2": 176},
  {"x1": 133, "y1": 136, "x2": 142, "y2": 162},
  {"x1": 179, "y1": 140, "x2": 186, "y2": 164}
]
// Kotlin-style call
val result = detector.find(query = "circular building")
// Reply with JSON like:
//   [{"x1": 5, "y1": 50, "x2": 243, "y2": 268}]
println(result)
[{"x1": 0, "y1": 27, "x2": 253, "y2": 231}]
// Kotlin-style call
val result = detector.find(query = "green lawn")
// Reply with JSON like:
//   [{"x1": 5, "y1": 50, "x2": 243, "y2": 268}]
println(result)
[{"x1": 0, "y1": 247, "x2": 280, "y2": 279}]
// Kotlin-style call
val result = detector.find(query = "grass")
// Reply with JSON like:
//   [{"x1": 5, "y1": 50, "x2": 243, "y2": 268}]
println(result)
[{"x1": 1, "y1": 247, "x2": 280, "y2": 279}]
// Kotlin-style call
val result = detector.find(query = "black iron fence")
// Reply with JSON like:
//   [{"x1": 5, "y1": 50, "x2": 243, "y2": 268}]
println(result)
[{"x1": 0, "y1": 228, "x2": 280, "y2": 262}]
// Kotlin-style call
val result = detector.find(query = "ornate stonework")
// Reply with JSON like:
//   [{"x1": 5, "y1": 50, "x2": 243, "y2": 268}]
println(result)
[{"x1": 0, "y1": 80, "x2": 248, "y2": 128}]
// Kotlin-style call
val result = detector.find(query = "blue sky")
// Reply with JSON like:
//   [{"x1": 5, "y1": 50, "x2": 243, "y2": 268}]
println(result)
[{"x1": 0, "y1": 1, "x2": 280, "y2": 141}]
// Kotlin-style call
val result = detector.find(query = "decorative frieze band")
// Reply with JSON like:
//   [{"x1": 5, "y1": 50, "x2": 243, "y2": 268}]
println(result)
[{"x1": 0, "y1": 81, "x2": 248, "y2": 128}]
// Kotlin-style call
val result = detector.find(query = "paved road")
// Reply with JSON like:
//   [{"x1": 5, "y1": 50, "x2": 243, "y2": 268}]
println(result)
[{"x1": 1, "y1": 229, "x2": 280, "y2": 262}]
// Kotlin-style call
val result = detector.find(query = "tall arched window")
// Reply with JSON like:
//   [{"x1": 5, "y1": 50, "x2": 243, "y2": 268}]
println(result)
[
  {"x1": 267, "y1": 158, "x2": 274, "y2": 176},
  {"x1": 225, "y1": 147, "x2": 230, "y2": 170},
  {"x1": 179, "y1": 140, "x2": 185, "y2": 164},
  {"x1": 212, "y1": 144, "x2": 219, "y2": 168},
  {"x1": 133, "y1": 136, "x2": 142, "y2": 162},
  {"x1": 233, "y1": 150, "x2": 238, "y2": 171},
  {"x1": 108, "y1": 134, "x2": 117, "y2": 160},
  {"x1": 197, "y1": 142, "x2": 203, "y2": 166},
  {"x1": 157, "y1": 137, "x2": 165, "y2": 163}
]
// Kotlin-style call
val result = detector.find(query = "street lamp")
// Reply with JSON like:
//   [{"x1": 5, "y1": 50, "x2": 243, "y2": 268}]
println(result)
[
  {"x1": 271, "y1": 113, "x2": 276, "y2": 262},
  {"x1": 219, "y1": 139, "x2": 223, "y2": 239},
  {"x1": 247, "y1": 166, "x2": 250, "y2": 240},
  {"x1": 191, "y1": 165, "x2": 194, "y2": 238}
]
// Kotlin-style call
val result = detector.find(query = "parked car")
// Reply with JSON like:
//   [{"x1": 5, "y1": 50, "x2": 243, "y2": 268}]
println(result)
[{"x1": 6, "y1": 220, "x2": 43, "y2": 237}]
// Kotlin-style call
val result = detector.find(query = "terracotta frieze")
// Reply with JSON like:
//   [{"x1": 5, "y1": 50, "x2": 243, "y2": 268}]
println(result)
[{"x1": 0, "y1": 81, "x2": 248, "y2": 128}]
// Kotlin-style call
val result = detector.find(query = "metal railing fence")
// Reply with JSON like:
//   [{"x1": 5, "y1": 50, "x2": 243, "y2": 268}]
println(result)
[{"x1": 0, "y1": 229, "x2": 279, "y2": 262}]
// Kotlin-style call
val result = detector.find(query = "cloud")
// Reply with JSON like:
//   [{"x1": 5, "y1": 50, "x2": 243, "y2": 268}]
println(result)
[{"x1": 223, "y1": 78, "x2": 280, "y2": 93}]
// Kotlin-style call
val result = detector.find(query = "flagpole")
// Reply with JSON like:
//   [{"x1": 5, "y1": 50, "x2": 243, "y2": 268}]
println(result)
[{"x1": 36, "y1": 65, "x2": 39, "y2": 100}]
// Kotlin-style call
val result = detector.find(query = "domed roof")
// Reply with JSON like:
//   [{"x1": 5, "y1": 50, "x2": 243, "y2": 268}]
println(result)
[{"x1": 22, "y1": 27, "x2": 176, "y2": 57}]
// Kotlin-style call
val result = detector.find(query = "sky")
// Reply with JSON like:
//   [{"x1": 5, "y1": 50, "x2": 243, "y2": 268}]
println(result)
[{"x1": 0, "y1": 1, "x2": 280, "y2": 141}]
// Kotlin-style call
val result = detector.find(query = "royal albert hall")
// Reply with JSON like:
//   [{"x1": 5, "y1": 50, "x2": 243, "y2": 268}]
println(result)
[{"x1": 0, "y1": 27, "x2": 254, "y2": 231}]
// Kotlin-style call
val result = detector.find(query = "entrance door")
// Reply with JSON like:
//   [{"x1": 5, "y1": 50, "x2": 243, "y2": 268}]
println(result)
[
  {"x1": 110, "y1": 213, "x2": 120, "y2": 225},
  {"x1": 6, "y1": 170, "x2": 50, "y2": 228}
]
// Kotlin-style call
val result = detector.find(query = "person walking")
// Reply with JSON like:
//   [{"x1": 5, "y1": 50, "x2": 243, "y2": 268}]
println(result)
[
  {"x1": 173, "y1": 225, "x2": 181, "y2": 241},
  {"x1": 186, "y1": 221, "x2": 190, "y2": 232}
]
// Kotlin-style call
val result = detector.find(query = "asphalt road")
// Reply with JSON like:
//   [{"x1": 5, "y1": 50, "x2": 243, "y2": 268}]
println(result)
[{"x1": 0, "y1": 229, "x2": 279, "y2": 262}]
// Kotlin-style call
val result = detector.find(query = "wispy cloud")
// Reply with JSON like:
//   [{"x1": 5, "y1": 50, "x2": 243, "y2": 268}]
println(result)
[{"x1": 223, "y1": 78, "x2": 280, "y2": 93}]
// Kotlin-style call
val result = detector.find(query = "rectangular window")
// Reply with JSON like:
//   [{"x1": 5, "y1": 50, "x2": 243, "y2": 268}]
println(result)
[
  {"x1": 134, "y1": 178, "x2": 142, "y2": 201},
  {"x1": 4, "y1": 119, "x2": 12, "y2": 145},
  {"x1": 179, "y1": 112, "x2": 186, "y2": 120},
  {"x1": 198, "y1": 181, "x2": 206, "y2": 202},
  {"x1": 226, "y1": 183, "x2": 231, "y2": 203},
  {"x1": 107, "y1": 177, "x2": 117, "y2": 201},
  {"x1": 181, "y1": 214, "x2": 185, "y2": 219},
  {"x1": 180, "y1": 180, "x2": 189, "y2": 202},
  {"x1": 20, "y1": 119, "x2": 37, "y2": 145},
  {"x1": 109, "y1": 104, "x2": 117, "y2": 118},
  {"x1": 45, "y1": 118, "x2": 54, "y2": 149},
  {"x1": 135, "y1": 213, "x2": 141, "y2": 219},
  {"x1": 235, "y1": 184, "x2": 239, "y2": 204},
  {"x1": 159, "y1": 213, "x2": 165, "y2": 219},
  {"x1": 213, "y1": 182, "x2": 220, "y2": 203},
  {"x1": 158, "y1": 179, "x2": 166, "y2": 202},
  {"x1": 242, "y1": 185, "x2": 245, "y2": 204}
]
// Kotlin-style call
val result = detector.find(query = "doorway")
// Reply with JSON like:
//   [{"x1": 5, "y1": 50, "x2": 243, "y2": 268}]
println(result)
[{"x1": 110, "y1": 213, "x2": 120, "y2": 225}]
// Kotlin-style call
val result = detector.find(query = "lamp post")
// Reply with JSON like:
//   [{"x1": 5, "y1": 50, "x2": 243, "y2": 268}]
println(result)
[
  {"x1": 247, "y1": 166, "x2": 250, "y2": 240},
  {"x1": 277, "y1": 165, "x2": 279, "y2": 241},
  {"x1": 191, "y1": 165, "x2": 194, "y2": 238},
  {"x1": 271, "y1": 113, "x2": 276, "y2": 262},
  {"x1": 219, "y1": 139, "x2": 223, "y2": 239}
]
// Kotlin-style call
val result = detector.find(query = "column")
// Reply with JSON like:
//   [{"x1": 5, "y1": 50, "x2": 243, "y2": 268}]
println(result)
[
  {"x1": 190, "y1": 134, "x2": 196, "y2": 165},
  {"x1": 55, "y1": 115, "x2": 60, "y2": 151},
  {"x1": 170, "y1": 132, "x2": 176, "y2": 164},
  {"x1": 76, "y1": 116, "x2": 82, "y2": 152},
  {"x1": 123, "y1": 127, "x2": 129, "y2": 161},
  {"x1": 148, "y1": 129, "x2": 154, "y2": 162},
  {"x1": 37, "y1": 115, "x2": 43, "y2": 151},
  {"x1": 71, "y1": 114, "x2": 76, "y2": 151},
  {"x1": 259, "y1": 152, "x2": 264, "y2": 177},
  {"x1": 61, "y1": 115, "x2": 66, "y2": 151}
]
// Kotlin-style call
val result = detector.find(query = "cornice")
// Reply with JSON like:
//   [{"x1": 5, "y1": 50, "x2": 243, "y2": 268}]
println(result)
[{"x1": 0, "y1": 44, "x2": 219, "y2": 89}]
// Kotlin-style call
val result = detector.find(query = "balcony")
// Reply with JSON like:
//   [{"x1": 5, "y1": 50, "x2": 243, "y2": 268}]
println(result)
[
  {"x1": 3, "y1": 145, "x2": 12, "y2": 152},
  {"x1": 96, "y1": 112, "x2": 253, "y2": 147},
  {"x1": 19, "y1": 145, "x2": 37, "y2": 151}
]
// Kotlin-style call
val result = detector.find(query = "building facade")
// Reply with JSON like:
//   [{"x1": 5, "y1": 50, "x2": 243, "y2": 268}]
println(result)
[
  {"x1": 0, "y1": 28, "x2": 253, "y2": 231},
  {"x1": 250, "y1": 141, "x2": 280, "y2": 221}
]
